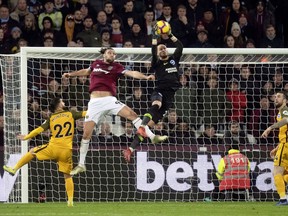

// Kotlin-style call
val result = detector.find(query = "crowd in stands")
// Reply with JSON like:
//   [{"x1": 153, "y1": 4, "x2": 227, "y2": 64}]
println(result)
[
  {"x1": 1, "y1": 0, "x2": 288, "y2": 149},
  {"x1": 0, "y1": 0, "x2": 288, "y2": 53}
]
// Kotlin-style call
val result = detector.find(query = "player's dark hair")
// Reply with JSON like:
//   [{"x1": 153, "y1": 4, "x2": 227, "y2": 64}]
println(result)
[
  {"x1": 99, "y1": 47, "x2": 114, "y2": 54},
  {"x1": 279, "y1": 90, "x2": 288, "y2": 100},
  {"x1": 49, "y1": 97, "x2": 61, "y2": 113}
]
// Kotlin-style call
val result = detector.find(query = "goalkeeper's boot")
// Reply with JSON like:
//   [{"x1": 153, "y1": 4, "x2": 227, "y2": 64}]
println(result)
[
  {"x1": 70, "y1": 164, "x2": 86, "y2": 175},
  {"x1": 137, "y1": 126, "x2": 148, "y2": 138},
  {"x1": 276, "y1": 199, "x2": 288, "y2": 206},
  {"x1": 152, "y1": 135, "x2": 168, "y2": 144},
  {"x1": 122, "y1": 148, "x2": 133, "y2": 163},
  {"x1": 67, "y1": 200, "x2": 74, "y2": 207},
  {"x1": 3, "y1": 165, "x2": 16, "y2": 176}
]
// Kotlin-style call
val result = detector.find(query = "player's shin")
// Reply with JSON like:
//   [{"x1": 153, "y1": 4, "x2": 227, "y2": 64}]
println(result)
[
  {"x1": 130, "y1": 135, "x2": 144, "y2": 152},
  {"x1": 65, "y1": 177, "x2": 74, "y2": 204},
  {"x1": 274, "y1": 174, "x2": 286, "y2": 199},
  {"x1": 78, "y1": 139, "x2": 90, "y2": 166},
  {"x1": 14, "y1": 152, "x2": 35, "y2": 171}
]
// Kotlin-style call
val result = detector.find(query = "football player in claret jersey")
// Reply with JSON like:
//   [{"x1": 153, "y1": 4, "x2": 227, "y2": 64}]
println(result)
[
  {"x1": 62, "y1": 47, "x2": 167, "y2": 175},
  {"x1": 3, "y1": 97, "x2": 86, "y2": 207},
  {"x1": 123, "y1": 24, "x2": 183, "y2": 162},
  {"x1": 261, "y1": 91, "x2": 288, "y2": 205}
]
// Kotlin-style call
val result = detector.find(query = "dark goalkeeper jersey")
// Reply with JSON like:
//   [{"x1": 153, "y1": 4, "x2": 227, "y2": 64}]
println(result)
[{"x1": 151, "y1": 40, "x2": 183, "y2": 90}]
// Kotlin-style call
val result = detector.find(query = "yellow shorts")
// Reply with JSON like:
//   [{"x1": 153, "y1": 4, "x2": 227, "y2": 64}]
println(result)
[
  {"x1": 274, "y1": 142, "x2": 288, "y2": 167},
  {"x1": 33, "y1": 144, "x2": 73, "y2": 174}
]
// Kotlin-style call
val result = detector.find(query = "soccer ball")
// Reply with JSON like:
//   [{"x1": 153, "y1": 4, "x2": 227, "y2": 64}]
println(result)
[{"x1": 156, "y1": 20, "x2": 171, "y2": 35}]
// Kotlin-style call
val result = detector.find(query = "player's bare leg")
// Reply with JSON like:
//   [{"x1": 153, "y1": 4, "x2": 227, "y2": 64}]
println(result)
[{"x1": 70, "y1": 121, "x2": 95, "y2": 175}]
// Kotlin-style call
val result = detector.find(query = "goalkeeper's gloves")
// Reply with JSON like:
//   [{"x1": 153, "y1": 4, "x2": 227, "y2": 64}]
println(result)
[{"x1": 152, "y1": 24, "x2": 160, "y2": 40}]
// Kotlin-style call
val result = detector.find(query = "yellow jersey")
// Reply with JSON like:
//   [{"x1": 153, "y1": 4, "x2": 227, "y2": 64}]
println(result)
[
  {"x1": 276, "y1": 106, "x2": 288, "y2": 143},
  {"x1": 40, "y1": 110, "x2": 86, "y2": 149}
]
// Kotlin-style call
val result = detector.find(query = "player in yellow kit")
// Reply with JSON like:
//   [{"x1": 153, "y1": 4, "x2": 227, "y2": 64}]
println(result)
[
  {"x1": 3, "y1": 97, "x2": 86, "y2": 207},
  {"x1": 262, "y1": 91, "x2": 288, "y2": 205}
]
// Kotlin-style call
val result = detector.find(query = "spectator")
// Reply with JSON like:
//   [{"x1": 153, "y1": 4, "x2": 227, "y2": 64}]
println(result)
[
  {"x1": 120, "y1": 0, "x2": 139, "y2": 31},
  {"x1": 223, "y1": 34, "x2": 235, "y2": 48},
  {"x1": 97, "y1": 122, "x2": 119, "y2": 145},
  {"x1": 94, "y1": 10, "x2": 112, "y2": 34},
  {"x1": 201, "y1": 7, "x2": 224, "y2": 48},
  {"x1": 119, "y1": 120, "x2": 134, "y2": 143},
  {"x1": 271, "y1": 68, "x2": 284, "y2": 92},
  {"x1": 100, "y1": 29, "x2": 113, "y2": 47},
  {"x1": 230, "y1": 22, "x2": 245, "y2": 48},
  {"x1": 197, "y1": 124, "x2": 223, "y2": 145},
  {"x1": 69, "y1": 75, "x2": 90, "y2": 107},
  {"x1": 76, "y1": 15, "x2": 101, "y2": 47},
  {"x1": 238, "y1": 12, "x2": 254, "y2": 43},
  {"x1": 238, "y1": 65, "x2": 260, "y2": 118},
  {"x1": 174, "y1": 74, "x2": 198, "y2": 128},
  {"x1": 185, "y1": 0, "x2": 204, "y2": 31},
  {"x1": 0, "y1": 4, "x2": 20, "y2": 39},
  {"x1": 21, "y1": 13, "x2": 40, "y2": 46},
  {"x1": 260, "y1": 24, "x2": 284, "y2": 48},
  {"x1": 110, "y1": 17, "x2": 124, "y2": 47},
  {"x1": 199, "y1": 78, "x2": 230, "y2": 130},
  {"x1": 223, "y1": 121, "x2": 250, "y2": 146},
  {"x1": 157, "y1": 3, "x2": 174, "y2": 23},
  {"x1": 10, "y1": 0, "x2": 35, "y2": 28},
  {"x1": 216, "y1": 145, "x2": 250, "y2": 201},
  {"x1": 154, "y1": 0, "x2": 164, "y2": 20},
  {"x1": 248, "y1": 0, "x2": 275, "y2": 47},
  {"x1": 226, "y1": 78, "x2": 247, "y2": 123},
  {"x1": 153, "y1": 120, "x2": 169, "y2": 137},
  {"x1": 125, "y1": 22, "x2": 149, "y2": 47},
  {"x1": 103, "y1": 1, "x2": 120, "y2": 24},
  {"x1": 73, "y1": 10, "x2": 84, "y2": 36},
  {"x1": 38, "y1": 0, "x2": 63, "y2": 31},
  {"x1": 0, "y1": 27, "x2": 9, "y2": 53},
  {"x1": 172, "y1": 119, "x2": 196, "y2": 145},
  {"x1": 54, "y1": 0, "x2": 71, "y2": 24},
  {"x1": 141, "y1": 9, "x2": 154, "y2": 36},
  {"x1": 4, "y1": 26, "x2": 22, "y2": 53},
  {"x1": 189, "y1": 29, "x2": 214, "y2": 48},
  {"x1": 170, "y1": 4, "x2": 192, "y2": 47},
  {"x1": 43, "y1": 36, "x2": 54, "y2": 47},
  {"x1": 221, "y1": 0, "x2": 244, "y2": 36},
  {"x1": 27, "y1": 0, "x2": 42, "y2": 18},
  {"x1": 163, "y1": 108, "x2": 181, "y2": 131},
  {"x1": 126, "y1": 86, "x2": 148, "y2": 117},
  {"x1": 63, "y1": 14, "x2": 76, "y2": 44},
  {"x1": 248, "y1": 97, "x2": 277, "y2": 145}
]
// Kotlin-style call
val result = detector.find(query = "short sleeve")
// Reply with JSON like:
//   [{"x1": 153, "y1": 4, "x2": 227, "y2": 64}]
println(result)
[{"x1": 281, "y1": 108, "x2": 288, "y2": 117}]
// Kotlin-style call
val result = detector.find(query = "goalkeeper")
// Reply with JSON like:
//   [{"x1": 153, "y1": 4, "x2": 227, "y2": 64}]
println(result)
[
  {"x1": 123, "y1": 24, "x2": 183, "y2": 162},
  {"x1": 3, "y1": 97, "x2": 86, "y2": 207}
]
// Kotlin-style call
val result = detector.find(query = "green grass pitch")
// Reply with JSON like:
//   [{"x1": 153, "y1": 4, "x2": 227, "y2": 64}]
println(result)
[{"x1": 0, "y1": 202, "x2": 286, "y2": 216}]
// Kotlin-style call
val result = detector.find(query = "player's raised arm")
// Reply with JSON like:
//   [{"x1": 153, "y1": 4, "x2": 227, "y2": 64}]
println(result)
[
  {"x1": 62, "y1": 68, "x2": 92, "y2": 78},
  {"x1": 17, "y1": 120, "x2": 49, "y2": 141},
  {"x1": 124, "y1": 70, "x2": 155, "y2": 80}
]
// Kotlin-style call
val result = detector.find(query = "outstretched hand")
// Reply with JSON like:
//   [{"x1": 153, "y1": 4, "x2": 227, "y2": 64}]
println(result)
[
  {"x1": 62, "y1": 73, "x2": 70, "y2": 78},
  {"x1": 261, "y1": 127, "x2": 272, "y2": 138},
  {"x1": 17, "y1": 134, "x2": 26, "y2": 141},
  {"x1": 147, "y1": 75, "x2": 155, "y2": 80}
]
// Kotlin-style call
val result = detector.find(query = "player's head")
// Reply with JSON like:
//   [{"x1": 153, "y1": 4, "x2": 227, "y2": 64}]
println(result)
[
  {"x1": 100, "y1": 47, "x2": 116, "y2": 63},
  {"x1": 157, "y1": 44, "x2": 168, "y2": 60},
  {"x1": 275, "y1": 91, "x2": 288, "y2": 108},
  {"x1": 49, "y1": 97, "x2": 65, "y2": 112}
]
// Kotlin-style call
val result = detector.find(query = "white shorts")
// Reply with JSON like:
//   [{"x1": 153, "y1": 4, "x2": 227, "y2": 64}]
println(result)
[{"x1": 85, "y1": 96, "x2": 125, "y2": 126}]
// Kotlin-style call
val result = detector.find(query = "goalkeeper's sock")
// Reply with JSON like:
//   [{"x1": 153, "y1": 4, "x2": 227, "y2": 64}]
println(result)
[
  {"x1": 130, "y1": 135, "x2": 144, "y2": 151},
  {"x1": 274, "y1": 174, "x2": 286, "y2": 199},
  {"x1": 65, "y1": 177, "x2": 74, "y2": 203},
  {"x1": 79, "y1": 139, "x2": 90, "y2": 166},
  {"x1": 13, "y1": 152, "x2": 35, "y2": 171}
]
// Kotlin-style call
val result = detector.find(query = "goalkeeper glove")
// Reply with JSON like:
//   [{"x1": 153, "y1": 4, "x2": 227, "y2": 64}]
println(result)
[{"x1": 152, "y1": 24, "x2": 160, "y2": 39}]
